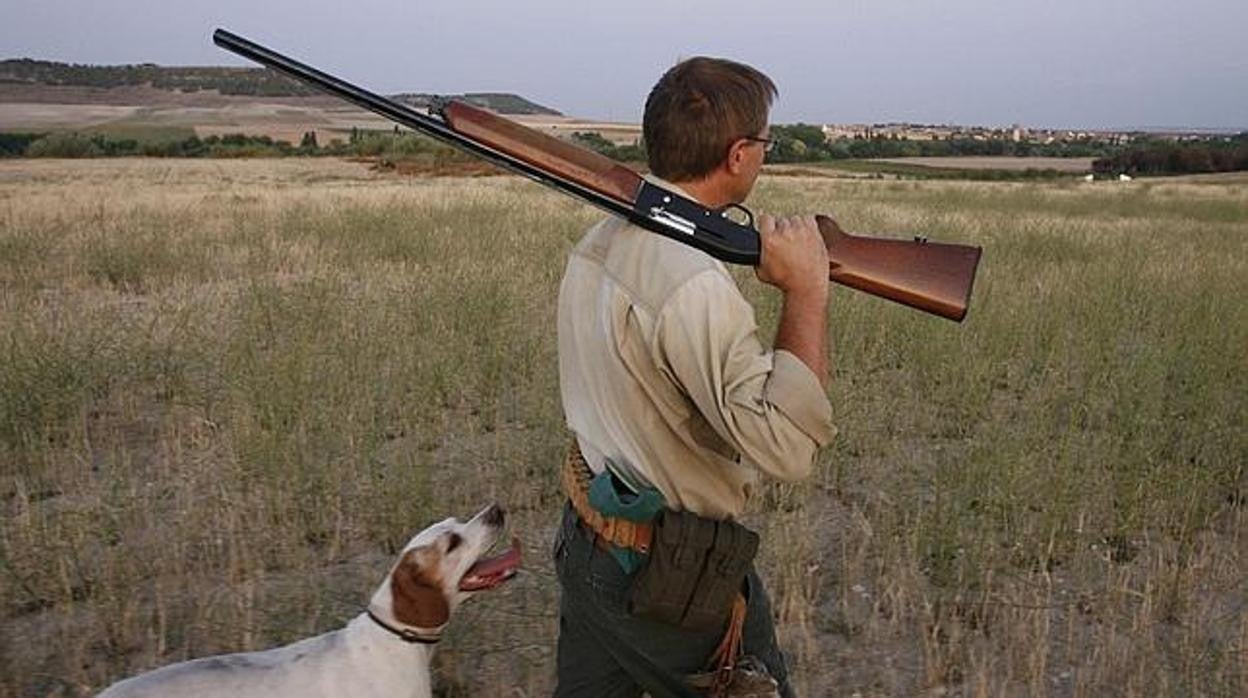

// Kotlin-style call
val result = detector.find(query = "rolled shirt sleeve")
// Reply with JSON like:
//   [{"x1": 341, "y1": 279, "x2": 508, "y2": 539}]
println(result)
[{"x1": 653, "y1": 270, "x2": 836, "y2": 483}]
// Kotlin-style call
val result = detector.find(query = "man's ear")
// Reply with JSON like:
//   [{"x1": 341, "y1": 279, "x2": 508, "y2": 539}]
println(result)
[
  {"x1": 390, "y1": 547, "x2": 450, "y2": 630},
  {"x1": 725, "y1": 139, "x2": 749, "y2": 175}
]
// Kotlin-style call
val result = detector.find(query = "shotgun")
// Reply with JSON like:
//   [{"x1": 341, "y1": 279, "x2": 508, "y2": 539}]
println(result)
[{"x1": 213, "y1": 29, "x2": 982, "y2": 321}]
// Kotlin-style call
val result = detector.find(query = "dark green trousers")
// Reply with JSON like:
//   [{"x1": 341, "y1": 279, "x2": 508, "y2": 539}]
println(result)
[{"x1": 553, "y1": 503, "x2": 794, "y2": 697}]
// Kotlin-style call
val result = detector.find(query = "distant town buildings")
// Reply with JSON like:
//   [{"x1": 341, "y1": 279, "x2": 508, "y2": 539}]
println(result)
[{"x1": 818, "y1": 122, "x2": 1153, "y2": 145}]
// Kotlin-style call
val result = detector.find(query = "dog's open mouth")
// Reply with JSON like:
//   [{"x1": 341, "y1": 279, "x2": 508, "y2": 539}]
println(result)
[{"x1": 459, "y1": 537, "x2": 522, "y2": 591}]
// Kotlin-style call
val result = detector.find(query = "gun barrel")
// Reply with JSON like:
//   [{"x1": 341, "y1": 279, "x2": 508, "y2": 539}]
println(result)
[
  {"x1": 213, "y1": 30, "x2": 451, "y2": 140},
  {"x1": 212, "y1": 29, "x2": 638, "y2": 223},
  {"x1": 212, "y1": 28, "x2": 763, "y2": 265}
]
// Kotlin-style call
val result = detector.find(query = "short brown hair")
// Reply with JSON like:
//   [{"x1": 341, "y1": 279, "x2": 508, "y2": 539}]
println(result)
[{"x1": 643, "y1": 57, "x2": 777, "y2": 182}]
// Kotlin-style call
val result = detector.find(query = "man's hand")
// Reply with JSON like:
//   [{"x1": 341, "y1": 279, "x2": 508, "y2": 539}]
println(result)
[
  {"x1": 754, "y1": 214, "x2": 830, "y2": 298},
  {"x1": 755, "y1": 214, "x2": 830, "y2": 386}
]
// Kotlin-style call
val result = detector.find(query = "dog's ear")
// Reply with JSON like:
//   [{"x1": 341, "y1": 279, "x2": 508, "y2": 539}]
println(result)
[{"x1": 390, "y1": 547, "x2": 450, "y2": 630}]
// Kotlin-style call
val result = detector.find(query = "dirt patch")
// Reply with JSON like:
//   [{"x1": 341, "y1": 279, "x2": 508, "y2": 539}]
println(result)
[{"x1": 0, "y1": 103, "x2": 142, "y2": 129}]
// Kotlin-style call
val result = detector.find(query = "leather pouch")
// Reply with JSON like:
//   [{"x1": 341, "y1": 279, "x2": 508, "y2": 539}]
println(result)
[{"x1": 627, "y1": 510, "x2": 759, "y2": 631}]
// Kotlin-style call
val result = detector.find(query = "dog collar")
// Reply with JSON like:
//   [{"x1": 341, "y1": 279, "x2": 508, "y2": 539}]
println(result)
[{"x1": 366, "y1": 609, "x2": 441, "y2": 645}]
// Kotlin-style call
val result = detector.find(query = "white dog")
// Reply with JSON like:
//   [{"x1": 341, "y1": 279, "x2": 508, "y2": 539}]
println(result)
[{"x1": 99, "y1": 504, "x2": 521, "y2": 698}]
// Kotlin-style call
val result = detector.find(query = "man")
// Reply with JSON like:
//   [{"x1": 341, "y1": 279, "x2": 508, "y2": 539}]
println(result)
[{"x1": 553, "y1": 56, "x2": 836, "y2": 697}]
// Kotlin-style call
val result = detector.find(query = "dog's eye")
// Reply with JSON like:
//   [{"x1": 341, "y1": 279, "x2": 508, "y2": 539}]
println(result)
[{"x1": 446, "y1": 533, "x2": 463, "y2": 553}]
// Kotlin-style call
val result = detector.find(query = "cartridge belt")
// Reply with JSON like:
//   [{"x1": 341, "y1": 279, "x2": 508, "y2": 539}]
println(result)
[{"x1": 561, "y1": 443, "x2": 654, "y2": 554}]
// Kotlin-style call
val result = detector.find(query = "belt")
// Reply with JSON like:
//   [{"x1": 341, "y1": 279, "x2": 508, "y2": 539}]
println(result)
[{"x1": 561, "y1": 443, "x2": 653, "y2": 554}]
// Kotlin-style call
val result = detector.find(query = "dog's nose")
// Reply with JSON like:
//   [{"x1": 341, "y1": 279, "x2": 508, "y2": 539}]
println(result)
[{"x1": 484, "y1": 504, "x2": 505, "y2": 527}]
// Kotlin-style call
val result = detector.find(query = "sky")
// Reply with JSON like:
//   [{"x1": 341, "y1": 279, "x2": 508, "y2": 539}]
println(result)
[{"x1": 3, "y1": 0, "x2": 1246, "y2": 131}]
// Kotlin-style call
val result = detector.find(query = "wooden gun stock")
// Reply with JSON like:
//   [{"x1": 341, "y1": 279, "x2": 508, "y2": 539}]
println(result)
[
  {"x1": 442, "y1": 101, "x2": 982, "y2": 322},
  {"x1": 819, "y1": 216, "x2": 981, "y2": 321}
]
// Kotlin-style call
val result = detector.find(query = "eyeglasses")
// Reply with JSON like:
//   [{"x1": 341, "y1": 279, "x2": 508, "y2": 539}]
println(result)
[{"x1": 740, "y1": 135, "x2": 776, "y2": 154}]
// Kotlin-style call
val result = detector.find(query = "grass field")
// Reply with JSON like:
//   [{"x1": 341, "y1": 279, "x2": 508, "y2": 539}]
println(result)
[{"x1": 1, "y1": 158, "x2": 1244, "y2": 697}]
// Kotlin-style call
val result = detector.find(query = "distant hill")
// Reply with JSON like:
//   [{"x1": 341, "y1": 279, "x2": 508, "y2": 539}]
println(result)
[
  {"x1": 0, "y1": 58, "x2": 319, "y2": 97},
  {"x1": 0, "y1": 58, "x2": 561, "y2": 115}
]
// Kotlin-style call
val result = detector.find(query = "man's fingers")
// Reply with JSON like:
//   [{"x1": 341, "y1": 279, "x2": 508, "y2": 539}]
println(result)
[{"x1": 755, "y1": 212, "x2": 827, "y2": 292}]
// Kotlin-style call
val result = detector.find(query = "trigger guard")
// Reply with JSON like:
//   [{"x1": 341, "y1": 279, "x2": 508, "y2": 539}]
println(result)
[{"x1": 719, "y1": 203, "x2": 755, "y2": 229}]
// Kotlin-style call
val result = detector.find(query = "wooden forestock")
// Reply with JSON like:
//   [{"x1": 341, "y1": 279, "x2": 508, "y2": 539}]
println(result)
[
  {"x1": 442, "y1": 100, "x2": 981, "y2": 322},
  {"x1": 442, "y1": 101, "x2": 643, "y2": 205}
]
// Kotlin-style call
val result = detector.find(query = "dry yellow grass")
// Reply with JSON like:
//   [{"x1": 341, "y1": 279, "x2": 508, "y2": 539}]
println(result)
[{"x1": 1, "y1": 158, "x2": 1244, "y2": 697}]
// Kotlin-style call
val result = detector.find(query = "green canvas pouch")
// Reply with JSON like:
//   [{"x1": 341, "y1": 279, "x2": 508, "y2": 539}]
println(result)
[
  {"x1": 682, "y1": 517, "x2": 758, "y2": 630},
  {"x1": 627, "y1": 510, "x2": 759, "y2": 631}
]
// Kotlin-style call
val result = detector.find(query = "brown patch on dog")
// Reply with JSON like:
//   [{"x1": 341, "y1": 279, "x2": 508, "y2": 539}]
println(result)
[{"x1": 390, "y1": 547, "x2": 450, "y2": 630}]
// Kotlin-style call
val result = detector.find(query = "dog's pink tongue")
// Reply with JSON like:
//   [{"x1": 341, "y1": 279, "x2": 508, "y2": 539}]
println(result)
[{"x1": 459, "y1": 537, "x2": 522, "y2": 591}]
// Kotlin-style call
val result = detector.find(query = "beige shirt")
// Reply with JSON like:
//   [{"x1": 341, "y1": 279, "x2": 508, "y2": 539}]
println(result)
[{"x1": 557, "y1": 182, "x2": 837, "y2": 520}]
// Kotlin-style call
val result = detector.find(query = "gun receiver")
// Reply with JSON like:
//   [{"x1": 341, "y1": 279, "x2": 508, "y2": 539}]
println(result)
[{"x1": 213, "y1": 28, "x2": 982, "y2": 321}]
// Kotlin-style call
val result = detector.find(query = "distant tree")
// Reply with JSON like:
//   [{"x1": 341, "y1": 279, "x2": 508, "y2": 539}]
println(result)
[
  {"x1": 776, "y1": 123, "x2": 827, "y2": 151},
  {"x1": 0, "y1": 132, "x2": 45, "y2": 157},
  {"x1": 569, "y1": 132, "x2": 646, "y2": 163},
  {"x1": 895, "y1": 140, "x2": 922, "y2": 158},
  {"x1": 613, "y1": 140, "x2": 646, "y2": 163},
  {"x1": 826, "y1": 141, "x2": 852, "y2": 159},
  {"x1": 570, "y1": 131, "x2": 616, "y2": 154},
  {"x1": 26, "y1": 132, "x2": 101, "y2": 158},
  {"x1": 1092, "y1": 139, "x2": 1248, "y2": 176},
  {"x1": 784, "y1": 139, "x2": 809, "y2": 160}
]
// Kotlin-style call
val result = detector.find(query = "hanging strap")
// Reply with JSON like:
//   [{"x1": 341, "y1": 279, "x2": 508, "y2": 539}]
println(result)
[{"x1": 707, "y1": 592, "x2": 748, "y2": 696}]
